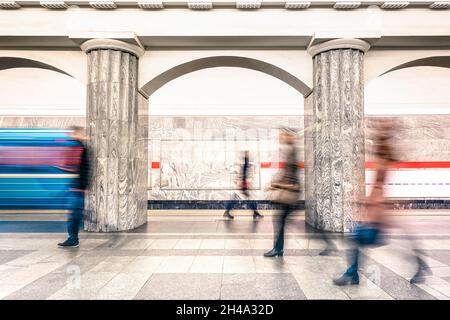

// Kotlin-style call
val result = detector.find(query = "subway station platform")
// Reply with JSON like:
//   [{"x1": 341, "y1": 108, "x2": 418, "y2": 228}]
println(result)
[{"x1": 1, "y1": 210, "x2": 450, "y2": 300}]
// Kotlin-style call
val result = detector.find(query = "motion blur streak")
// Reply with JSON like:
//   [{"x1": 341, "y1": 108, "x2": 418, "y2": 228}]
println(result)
[{"x1": 0, "y1": 128, "x2": 81, "y2": 211}]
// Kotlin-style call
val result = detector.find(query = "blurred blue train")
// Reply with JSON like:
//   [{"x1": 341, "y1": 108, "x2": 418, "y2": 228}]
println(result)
[{"x1": 0, "y1": 128, "x2": 81, "y2": 212}]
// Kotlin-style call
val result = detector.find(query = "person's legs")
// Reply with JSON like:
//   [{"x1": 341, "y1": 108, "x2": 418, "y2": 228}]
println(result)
[
  {"x1": 394, "y1": 223, "x2": 431, "y2": 283},
  {"x1": 274, "y1": 205, "x2": 289, "y2": 251},
  {"x1": 333, "y1": 248, "x2": 360, "y2": 285},
  {"x1": 411, "y1": 249, "x2": 431, "y2": 283},
  {"x1": 224, "y1": 199, "x2": 235, "y2": 219},
  {"x1": 265, "y1": 204, "x2": 291, "y2": 257},
  {"x1": 334, "y1": 226, "x2": 362, "y2": 285},
  {"x1": 225, "y1": 200, "x2": 234, "y2": 211},
  {"x1": 67, "y1": 218, "x2": 81, "y2": 243},
  {"x1": 249, "y1": 200, "x2": 257, "y2": 211},
  {"x1": 319, "y1": 230, "x2": 338, "y2": 256},
  {"x1": 59, "y1": 191, "x2": 84, "y2": 247},
  {"x1": 246, "y1": 191, "x2": 263, "y2": 219},
  {"x1": 345, "y1": 247, "x2": 359, "y2": 277}
]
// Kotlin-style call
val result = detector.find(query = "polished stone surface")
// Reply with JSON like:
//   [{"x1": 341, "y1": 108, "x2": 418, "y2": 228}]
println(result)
[
  {"x1": 0, "y1": 211, "x2": 450, "y2": 300},
  {"x1": 1, "y1": 113, "x2": 449, "y2": 205},
  {"x1": 306, "y1": 48, "x2": 366, "y2": 232},
  {"x1": 148, "y1": 116, "x2": 305, "y2": 202},
  {"x1": 85, "y1": 49, "x2": 148, "y2": 232}
]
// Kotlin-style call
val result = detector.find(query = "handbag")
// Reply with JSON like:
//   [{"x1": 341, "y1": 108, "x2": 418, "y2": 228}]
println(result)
[
  {"x1": 353, "y1": 223, "x2": 386, "y2": 248},
  {"x1": 270, "y1": 187, "x2": 299, "y2": 205}
]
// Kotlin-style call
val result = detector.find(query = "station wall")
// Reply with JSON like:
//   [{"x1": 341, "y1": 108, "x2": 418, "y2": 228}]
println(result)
[
  {"x1": 1, "y1": 113, "x2": 448, "y2": 202},
  {"x1": 0, "y1": 64, "x2": 449, "y2": 205},
  {"x1": 146, "y1": 114, "x2": 450, "y2": 202}
]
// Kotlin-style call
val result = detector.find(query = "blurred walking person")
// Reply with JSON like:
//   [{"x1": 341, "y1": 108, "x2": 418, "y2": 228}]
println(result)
[
  {"x1": 58, "y1": 126, "x2": 91, "y2": 248},
  {"x1": 409, "y1": 240, "x2": 431, "y2": 283},
  {"x1": 264, "y1": 128, "x2": 300, "y2": 257},
  {"x1": 318, "y1": 230, "x2": 339, "y2": 256},
  {"x1": 224, "y1": 150, "x2": 264, "y2": 220},
  {"x1": 333, "y1": 119, "x2": 396, "y2": 285},
  {"x1": 333, "y1": 119, "x2": 431, "y2": 285}
]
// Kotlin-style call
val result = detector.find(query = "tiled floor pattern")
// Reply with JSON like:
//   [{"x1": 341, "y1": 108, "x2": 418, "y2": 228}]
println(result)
[{"x1": 1, "y1": 213, "x2": 450, "y2": 300}]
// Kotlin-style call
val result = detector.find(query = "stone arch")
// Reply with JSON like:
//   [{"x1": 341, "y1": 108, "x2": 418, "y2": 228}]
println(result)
[
  {"x1": 0, "y1": 56, "x2": 86, "y2": 125},
  {"x1": 139, "y1": 56, "x2": 312, "y2": 98},
  {"x1": 379, "y1": 55, "x2": 450, "y2": 77},
  {"x1": 366, "y1": 56, "x2": 450, "y2": 115},
  {"x1": 0, "y1": 56, "x2": 73, "y2": 77}
]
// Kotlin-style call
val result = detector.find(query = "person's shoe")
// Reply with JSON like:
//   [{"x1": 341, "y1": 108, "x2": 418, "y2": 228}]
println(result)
[
  {"x1": 253, "y1": 211, "x2": 264, "y2": 219},
  {"x1": 410, "y1": 272, "x2": 426, "y2": 284},
  {"x1": 223, "y1": 211, "x2": 234, "y2": 219},
  {"x1": 319, "y1": 244, "x2": 338, "y2": 256},
  {"x1": 58, "y1": 240, "x2": 79, "y2": 248},
  {"x1": 333, "y1": 273, "x2": 359, "y2": 286},
  {"x1": 410, "y1": 264, "x2": 432, "y2": 284},
  {"x1": 264, "y1": 248, "x2": 284, "y2": 257},
  {"x1": 319, "y1": 248, "x2": 337, "y2": 256}
]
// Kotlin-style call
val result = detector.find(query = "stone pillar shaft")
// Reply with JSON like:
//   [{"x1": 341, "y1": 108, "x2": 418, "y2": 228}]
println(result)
[
  {"x1": 83, "y1": 40, "x2": 147, "y2": 232},
  {"x1": 306, "y1": 39, "x2": 369, "y2": 232}
]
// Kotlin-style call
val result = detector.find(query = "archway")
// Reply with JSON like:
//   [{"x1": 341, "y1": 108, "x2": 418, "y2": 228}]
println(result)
[
  {"x1": 0, "y1": 57, "x2": 85, "y2": 128},
  {"x1": 0, "y1": 57, "x2": 86, "y2": 214},
  {"x1": 365, "y1": 57, "x2": 450, "y2": 205},
  {"x1": 379, "y1": 56, "x2": 450, "y2": 77},
  {"x1": 140, "y1": 56, "x2": 312, "y2": 98},
  {"x1": 0, "y1": 57, "x2": 73, "y2": 77},
  {"x1": 140, "y1": 56, "x2": 311, "y2": 212}
]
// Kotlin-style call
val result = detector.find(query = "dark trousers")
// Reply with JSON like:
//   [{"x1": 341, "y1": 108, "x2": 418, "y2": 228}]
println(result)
[
  {"x1": 68, "y1": 218, "x2": 82, "y2": 243},
  {"x1": 273, "y1": 203, "x2": 294, "y2": 251},
  {"x1": 226, "y1": 200, "x2": 257, "y2": 212},
  {"x1": 226, "y1": 190, "x2": 257, "y2": 212},
  {"x1": 345, "y1": 223, "x2": 381, "y2": 277},
  {"x1": 320, "y1": 231, "x2": 337, "y2": 250},
  {"x1": 345, "y1": 247, "x2": 360, "y2": 277},
  {"x1": 66, "y1": 190, "x2": 85, "y2": 243}
]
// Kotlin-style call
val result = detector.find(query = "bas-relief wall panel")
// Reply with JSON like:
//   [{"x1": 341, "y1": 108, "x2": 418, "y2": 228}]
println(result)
[
  {"x1": 160, "y1": 139, "x2": 261, "y2": 190},
  {"x1": 0, "y1": 117, "x2": 85, "y2": 128},
  {"x1": 1, "y1": 114, "x2": 449, "y2": 201},
  {"x1": 149, "y1": 115, "x2": 305, "y2": 201},
  {"x1": 365, "y1": 115, "x2": 450, "y2": 161},
  {"x1": 149, "y1": 115, "x2": 450, "y2": 201}
]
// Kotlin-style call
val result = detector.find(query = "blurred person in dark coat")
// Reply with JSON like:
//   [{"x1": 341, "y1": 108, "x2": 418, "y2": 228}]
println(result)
[
  {"x1": 58, "y1": 126, "x2": 91, "y2": 248},
  {"x1": 224, "y1": 150, "x2": 263, "y2": 220},
  {"x1": 264, "y1": 128, "x2": 300, "y2": 257}
]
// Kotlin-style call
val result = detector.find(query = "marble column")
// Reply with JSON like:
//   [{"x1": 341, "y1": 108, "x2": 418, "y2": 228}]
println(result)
[
  {"x1": 81, "y1": 39, "x2": 148, "y2": 232},
  {"x1": 305, "y1": 39, "x2": 370, "y2": 232}
]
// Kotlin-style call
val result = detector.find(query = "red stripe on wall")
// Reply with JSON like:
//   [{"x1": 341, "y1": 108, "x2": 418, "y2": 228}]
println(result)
[
  {"x1": 366, "y1": 161, "x2": 450, "y2": 169},
  {"x1": 261, "y1": 162, "x2": 282, "y2": 169},
  {"x1": 151, "y1": 162, "x2": 160, "y2": 169},
  {"x1": 151, "y1": 161, "x2": 450, "y2": 169},
  {"x1": 260, "y1": 162, "x2": 305, "y2": 169}
]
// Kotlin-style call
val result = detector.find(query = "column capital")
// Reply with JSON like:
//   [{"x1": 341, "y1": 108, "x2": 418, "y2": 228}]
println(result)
[
  {"x1": 307, "y1": 38, "x2": 371, "y2": 57},
  {"x1": 81, "y1": 38, "x2": 145, "y2": 58}
]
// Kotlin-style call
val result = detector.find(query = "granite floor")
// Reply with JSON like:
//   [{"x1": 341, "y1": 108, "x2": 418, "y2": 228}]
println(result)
[{"x1": 1, "y1": 211, "x2": 450, "y2": 300}]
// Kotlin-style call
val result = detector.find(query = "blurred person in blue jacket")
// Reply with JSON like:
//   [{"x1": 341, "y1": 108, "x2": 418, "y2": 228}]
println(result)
[{"x1": 58, "y1": 126, "x2": 91, "y2": 248}]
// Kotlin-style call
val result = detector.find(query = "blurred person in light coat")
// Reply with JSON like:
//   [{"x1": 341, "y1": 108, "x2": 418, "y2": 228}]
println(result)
[
  {"x1": 333, "y1": 119, "x2": 393, "y2": 285},
  {"x1": 333, "y1": 119, "x2": 430, "y2": 285},
  {"x1": 264, "y1": 128, "x2": 300, "y2": 258}
]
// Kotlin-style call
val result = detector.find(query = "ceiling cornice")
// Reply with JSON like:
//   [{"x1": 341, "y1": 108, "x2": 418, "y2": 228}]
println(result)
[{"x1": 1, "y1": 1, "x2": 449, "y2": 10}]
